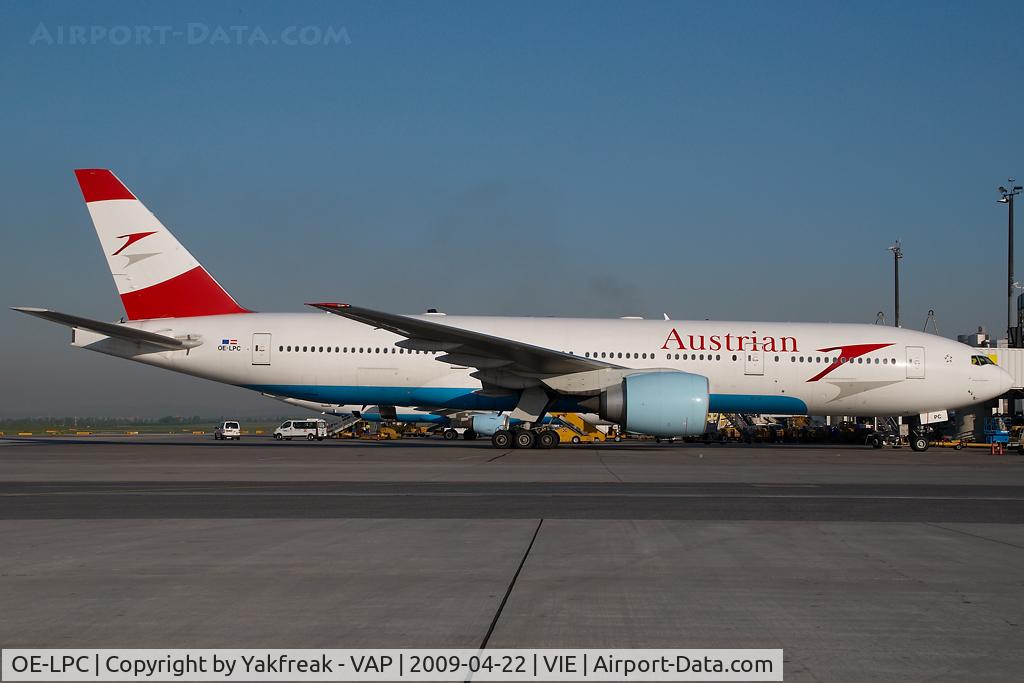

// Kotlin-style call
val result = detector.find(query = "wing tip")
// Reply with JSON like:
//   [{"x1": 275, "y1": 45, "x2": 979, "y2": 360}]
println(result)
[{"x1": 306, "y1": 302, "x2": 350, "y2": 309}]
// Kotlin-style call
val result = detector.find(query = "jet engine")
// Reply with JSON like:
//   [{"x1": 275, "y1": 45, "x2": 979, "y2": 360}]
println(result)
[
  {"x1": 471, "y1": 413, "x2": 510, "y2": 437},
  {"x1": 599, "y1": 371, "x2": 709, "y2": 436}
]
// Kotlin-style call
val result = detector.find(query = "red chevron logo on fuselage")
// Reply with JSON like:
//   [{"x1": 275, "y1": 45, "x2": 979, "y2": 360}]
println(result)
[
  {"x1": 806, "y1": 343, "x2": 894, "y2": 382},
  {"x1": 112, "y1": 231, "x2": 157, "y2": 256}
]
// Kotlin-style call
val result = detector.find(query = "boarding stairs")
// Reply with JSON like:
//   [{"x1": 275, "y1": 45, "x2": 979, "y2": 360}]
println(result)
[
  {"x1": 725, "y1": 413, "x2": 759, "y2": 439},
  {"x1": 327, "y1": 414, "x2": 362, "y2": 436},
  {"x1": 552, "y1": 415, "x2": 587, "y2": 436}
]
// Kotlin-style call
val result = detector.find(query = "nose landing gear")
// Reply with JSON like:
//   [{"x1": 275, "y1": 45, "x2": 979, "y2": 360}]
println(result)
[{"x1": 909, "y1": 434, "x2": 930, "y2": 452}]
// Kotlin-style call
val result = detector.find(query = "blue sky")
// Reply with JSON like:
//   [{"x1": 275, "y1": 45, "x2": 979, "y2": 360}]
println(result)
[{"x1": 1, "y1": 0, "x2": 1022, "y2": 417}]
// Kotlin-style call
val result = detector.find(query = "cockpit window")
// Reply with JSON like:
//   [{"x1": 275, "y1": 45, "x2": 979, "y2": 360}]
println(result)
[{"x1": 971, "y1": 355, "x2": 996, "y2": 366}]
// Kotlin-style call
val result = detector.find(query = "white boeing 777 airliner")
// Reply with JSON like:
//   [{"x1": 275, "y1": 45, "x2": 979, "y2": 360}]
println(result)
[{"x1": 14, "y1": 170, "x2": 1013, "y2": 450}]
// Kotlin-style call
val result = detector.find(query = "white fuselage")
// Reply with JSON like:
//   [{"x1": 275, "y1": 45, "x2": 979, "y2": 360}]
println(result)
[{"x1": 72, "y1": 312, "x2": 1012, "y2": 417}]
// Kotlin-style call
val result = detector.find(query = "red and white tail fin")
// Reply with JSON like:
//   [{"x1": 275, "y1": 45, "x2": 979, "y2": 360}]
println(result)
[{"x1": 74, "y1": 169, "x2": 249, "y2": 320}]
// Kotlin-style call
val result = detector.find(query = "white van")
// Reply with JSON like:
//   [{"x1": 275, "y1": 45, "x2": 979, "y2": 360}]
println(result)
[
  {"x1": 214, "y1": 421, "x2": 241, "y2": 440},
  {"x1": 274, "y1": 419, "x2": 328, "y2": 441}
]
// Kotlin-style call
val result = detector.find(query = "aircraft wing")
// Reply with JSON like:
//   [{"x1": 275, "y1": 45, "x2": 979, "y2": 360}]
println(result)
[
  {"x1": 306, "y1": 302, "x2": 620, "y2": 378},
  {"x1": 12, "y1": 307, "x2": 196, "y2": 351}
]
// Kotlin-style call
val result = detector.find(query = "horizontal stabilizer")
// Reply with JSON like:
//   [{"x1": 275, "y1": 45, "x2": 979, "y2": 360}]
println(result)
[{"x1": 11, "y1": 307, "x2": 197, "y2": 350}]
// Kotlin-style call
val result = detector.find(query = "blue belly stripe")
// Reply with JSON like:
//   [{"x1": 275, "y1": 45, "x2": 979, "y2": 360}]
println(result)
[
  {"x1": 244, "y1": 385, "x2": 809, "y2": 415},
  {"x1": 709, "y1": 394, "x2": 808, "y2": 414}
]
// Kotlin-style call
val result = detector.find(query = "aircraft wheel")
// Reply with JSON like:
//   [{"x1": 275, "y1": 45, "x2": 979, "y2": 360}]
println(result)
[
  {"x1": 491, "y1": 430, "x2": 512, "y2": 449},
  {"x1": 443, "y1": 429, "x2": 458, "y2": 440},
  {"x1": 513, "y1": 429, "x2": 536, "y2": 449},
  {"x1": 571, "y1": 435, "x2": 581, "y2": 444},
  {"x1": 909, "y1": 435, "x2": 929, "y2": 452},
  {"x1": 537, "y1": 430, "x2": 559, "y2": 449},
  {"x1": 463, "y1": 430, "x2": 477, "y2": 441}
]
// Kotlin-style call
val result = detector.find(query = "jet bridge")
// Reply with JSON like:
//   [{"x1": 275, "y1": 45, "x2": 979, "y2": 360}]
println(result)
[{"x1": 990, "y1": 348, "x2": 1024, "y2": 391}]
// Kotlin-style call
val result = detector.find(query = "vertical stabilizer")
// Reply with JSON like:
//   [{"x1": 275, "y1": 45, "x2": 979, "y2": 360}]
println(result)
[{"x1": 74, "y1": 169, "x2": 249, "y2": 320}]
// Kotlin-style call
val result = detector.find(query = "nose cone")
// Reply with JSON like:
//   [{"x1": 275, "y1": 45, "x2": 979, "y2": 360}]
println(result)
[{"x1": 998, "y1": 366, "x2": 1015, "y2": 395}]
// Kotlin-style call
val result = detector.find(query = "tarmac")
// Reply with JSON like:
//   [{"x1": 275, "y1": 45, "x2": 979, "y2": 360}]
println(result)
[{"x1": 2, "y1": 435, "x2": 1023, "y2": 680}]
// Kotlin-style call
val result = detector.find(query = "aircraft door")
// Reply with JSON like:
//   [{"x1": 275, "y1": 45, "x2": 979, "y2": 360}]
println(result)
[
  {"x1": 906, "y1": 346, "x2": 925, "y2": 378},
  {"x1": 252, "y1": 333, "x2": 272, "y2": 365},
  {"x1": 744, "y1": 350, "x2": 764, "y2": 375}
]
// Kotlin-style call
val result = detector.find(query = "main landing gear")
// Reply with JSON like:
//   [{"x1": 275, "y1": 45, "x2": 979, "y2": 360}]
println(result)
[{"x1": 491, "y1": 428, "x2": 560, "y2": 449}]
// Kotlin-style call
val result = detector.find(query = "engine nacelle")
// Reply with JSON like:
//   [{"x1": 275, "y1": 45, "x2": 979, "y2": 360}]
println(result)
[
  {"x1": 471, "y1": 413, "x2": 509, "y2": 436},
  {"x1": 599, "y1": 371, "x2": 709, "y2": 436}
]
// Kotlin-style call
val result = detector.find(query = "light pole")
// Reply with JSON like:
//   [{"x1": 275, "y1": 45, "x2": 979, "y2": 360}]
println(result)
[
  {"x1": 888, "y1": 240, "x2": 903, "y2": 327},
  {"x1": 1000, "y1": 181, "x2": 1023, "y2": 346}
]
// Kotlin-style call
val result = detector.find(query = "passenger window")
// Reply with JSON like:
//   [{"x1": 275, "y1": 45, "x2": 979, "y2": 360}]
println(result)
[{"x1": 302, "y1": 346, "x2": 308, "y2": 352}]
